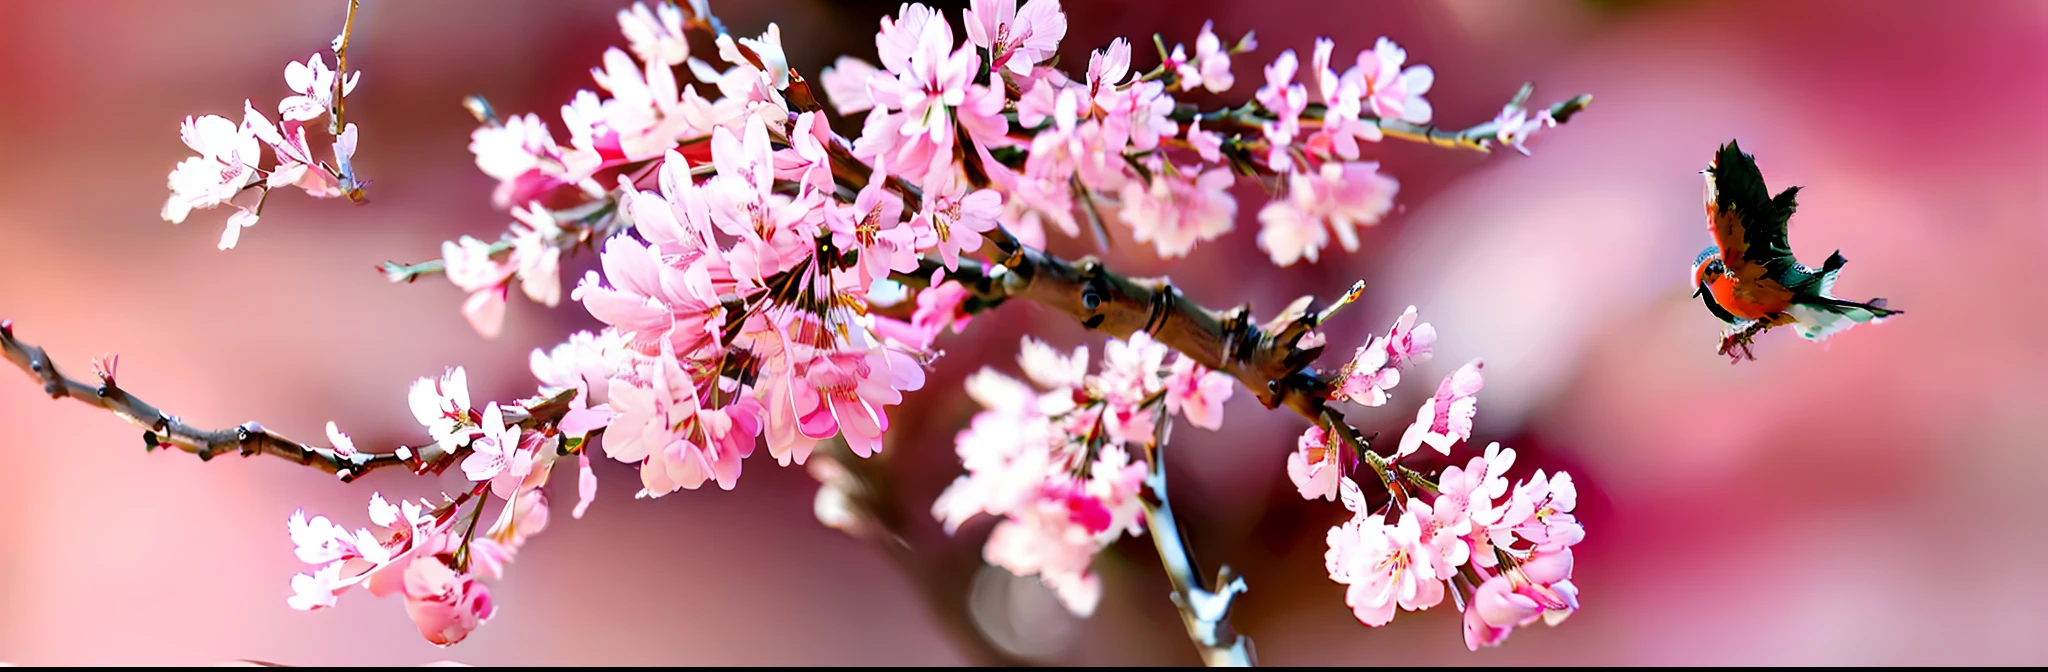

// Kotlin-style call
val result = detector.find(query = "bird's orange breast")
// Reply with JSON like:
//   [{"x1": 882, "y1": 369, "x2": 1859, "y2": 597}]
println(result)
[{"x1": 1709, "y1": 275, "x2": 1794, "y2": 319}]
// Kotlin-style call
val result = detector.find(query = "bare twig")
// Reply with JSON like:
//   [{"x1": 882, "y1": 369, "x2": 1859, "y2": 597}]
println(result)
[
  {"x1": 329, "y1": 0, "x2": 360, "y2": 137},
  {"x1": 0, "y1": 319, "x2": 574, "y2": 482},
  {"x1": 1142, "y1": 417, "x2": 1257, "y2": 666},
  {"x1": 1172, "y1": 83, "x2": 1593, "y2": 154},
  {"x1": 379, "y1": 193, "x2": 622, "y2": 283}
]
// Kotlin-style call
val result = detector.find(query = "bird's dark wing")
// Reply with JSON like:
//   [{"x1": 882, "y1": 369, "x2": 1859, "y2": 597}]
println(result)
[{"x1": 1704, "y1": 140, "x2": 1800, "y2": 287}]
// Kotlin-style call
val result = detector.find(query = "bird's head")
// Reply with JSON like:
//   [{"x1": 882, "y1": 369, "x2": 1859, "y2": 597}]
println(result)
[{"x1": 1692, "y1": 246, "x2": 1724, "y2": 297}]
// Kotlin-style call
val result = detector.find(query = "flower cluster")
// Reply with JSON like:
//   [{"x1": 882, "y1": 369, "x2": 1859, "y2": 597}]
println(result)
[
  {"x1": 287, "y1": 367, "x2": 569, "y2": 646},
  {"x1": 1289, "y1": 308, "x2": 1585, "y2": 650},
  {"x1": 932, "y1": 334, "x2": 1232, "y2": 615},
  {"x1": 228, "y1": 0, "x2": 1587, "y2": 651},
  {"x1": 164, "y1": 52, "x2": 365, "y2": 249}
]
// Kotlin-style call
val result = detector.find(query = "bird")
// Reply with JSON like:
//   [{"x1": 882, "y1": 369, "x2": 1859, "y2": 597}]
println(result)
[{"x1": 1690, "y1": 140, "x2": 1901, "y2": 362}]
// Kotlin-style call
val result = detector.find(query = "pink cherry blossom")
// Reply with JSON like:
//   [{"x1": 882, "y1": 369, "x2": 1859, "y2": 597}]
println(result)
[
  {"x1": 1286, "y1": 424, "x2": 1341, "y2": 501},
  {"x1": 1333, "y1": 339, "x2": 1398, "y2": 407},
  {"x1": 818, "y1": 56, "x2": 881, "y2": 115},
  {"x1": 860, "y1": 6, "x2": 1010, "y2": 185},
  {"x1": 1382, "y1": 305, "x2": 1435, "y2": 366},
  {"x1": 1254, "y1": 190, "x2": 1327, "y2": 266},
  {"x1": 288, "y1": 509, "x2": 385, "y2": 567},
  {"x1": 573, "y1": 453, "x2": 599, "y2": 519},
  {"x1": 408, "y1": 367, "x2": 474, "y2": 452},
  {"x1": 1254, "y1": 49, "x2": 1308, "y2": 172},
  {"x1": 1256, "y1": 162, "x2": 1398, "y2": 266},
  {"x1": 1086, "y1": 38, "x2": 1133, "y2": 103},
  {"x1": 603, "y1": 341, "x2": 757, "y2": 495},
  {"x1": 1435, "y1": 442, "x2": 1515, "y2": 539},
  {"x1": 1492, "y1": 103, "x2": 1557, "y2": 156},
  {"x1": 775, "y1": 111, "x2": 838, "y2": 196},
  {"x1": 279, "y1": 53, "x2": 360, "y2": 122},
  {"x1": 965, "y1": 0, "x2": 1068, "y2": 76},
  {"x1": 1163, "y1": 357, "x2": 1232, "y2": 430},
  {"x1": 163, "y1": 112, "x2": 261, "y2": 227},
  {"x1": 977, "y1": 446, "x2": 1147, "y2": 618},
  {"x1": 982, "y1": 499, "x2": 1106, "y2": 616},
  {"x1": 529, "y1": 330, "x2": 625, "y2": 442},
  {"x1": 573, "y1": 235, "x2": 724, "y2": 357},
  {"x1": 1118, "y1": 166, "x2": 1237, "y2": 259},
  {"x1": 934, "y1": 338, "x2": 1156, "y2": 618},
  {"x1": 917, "y1": 180, "x2": 1002, "y2": 270},
  {"x1": 1191, "y1": 21, "x2": 1237, "y2": 93},
  {"x1": 216, "y1": 207, "x2": 261, "y2": 251},
  {"x1": 1094, "y1": 332, "x2": 1170, "y2": 444},
  {"x1": 1328, "y1": 510, "x2": 1447, "y2": 627},
  {"x1": 287, "y1": 561, "x2": 345, "y2": 611},
  {"x1": 460, "y1": 403, "x2": 532, "y2": 499},
  {"x1": 586, "y1": 47, "x2": 696, "y2": 161},
  {"x1": 326, "y1": 421, "x2": 357, "y2": 457},
  {"x1": 245, "y1": 101, "x2": 347, "y2": 200},
  {"x1": 1504, "y1": 470, "x2": 1584, "y2": 552},
  {"x1": 508, "y1": 204, "x2": 563, "y2": 308},
  {"x1": 401, "y1": 557, "x2": 496, "y2": 647},
  {"x1": 468, "y1": 113, "x2": 587, "y2": 210},
  {"x1": 931, "y1": 371, "x2": 1054, "y2": 532},
  {"x1": 1463, "y1": 549, "x2": 1578, "y2": 650},
  {"x1": 829, "y1": 158, "x2": 917, "y2": 284},
  {"x1": 1397, "y1": 358, "x2": 1484, "y2": 458},
  {"x1": 1354, "y1": 37, "x2": 1434, "y2": 124},
  {"x1": 480, "y1": 490, "x2": 552, "y2": 566},
  {"x1": 532, "y1": 329, "x2": 632, "y2": 400},
  {"x1": 791, "y1": 346, "x2": 922, "y2": 458},
  {"x1": 443, "y1": 235, "x2": 515, "y2": 338},
  {"x1": 285, "y1": 493, "x2": 462, "y2": 621},
  {"x1": 911, "y1": 280, "x2": 975, "y2": 338},
  {"x1": 1018, "y1": 337, "x2": 1088, "y2": 391},
  {"x1": 618, "y1": 1, "x2": 690, "y2": 66},
  {"x1": 1409, "y1": 496, "x2": 1471, "y2": 576},
  {"x1": 1333, "y1": 306, "x2": 1436, "y2": 407},
  {"x1": 716, "y1": 23, "x2": 791, "y2": 91},
  {"x1": 1106, "y1": 80, "x2": 1180, "y2": 152},
  {"x1": 1184, "y1": 120, "x2": 1223, "y2": 163}
]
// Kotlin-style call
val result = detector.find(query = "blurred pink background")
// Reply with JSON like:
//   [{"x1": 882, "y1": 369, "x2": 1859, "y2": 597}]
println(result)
[{"x1": 2, "y1": 0, "x2": 2044, "y2": 665}]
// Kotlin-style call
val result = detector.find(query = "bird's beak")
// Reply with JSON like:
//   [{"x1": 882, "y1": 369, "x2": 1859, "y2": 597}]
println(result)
[{"x1": 1692, "y1": 283, "x2": 1707, "y2": 298}]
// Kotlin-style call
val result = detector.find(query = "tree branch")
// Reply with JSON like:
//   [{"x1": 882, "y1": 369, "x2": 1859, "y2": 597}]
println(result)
[
  {"x1": 903, "y1": 233, "x2": 1346, "y2": 422},
  {"x1": 1173, "y1": 82, "x2": 1593, "y2": 153},
  {"x1": 0, "y1": 319, "x2": 574, "y2": 482},
  {"x1": 378, "y1": 191, "x2": 623, "y2": 284},
  {"x1": 328, "y1": 0, "x2": 360, "y2": 137},
  {"x1": 1142, "y1": 417, "x2": 1256, "y2": 666}
]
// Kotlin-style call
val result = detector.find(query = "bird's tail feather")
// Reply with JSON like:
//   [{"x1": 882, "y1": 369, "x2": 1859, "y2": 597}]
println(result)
[{"x1": 1787, "y1": 295, "x2": 1900, "y2": 341}]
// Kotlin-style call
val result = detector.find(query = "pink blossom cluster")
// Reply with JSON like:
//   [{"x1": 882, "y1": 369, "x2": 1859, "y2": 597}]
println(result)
[
  {"x1": 932, "y1": 334, "x2": 1232, "y2": 615},
  {"x1": 163, "y1": 53, "x2": 365, "y2": 250},
  {"x1": 815, "y1": 3, "x2": 1431, "y2": 265},
  {"x1": 287, "y1": 367, "x2": 572, "y2": 646},
  {"x1": 225, "y1": 0, "x2": 1586, "y2": 651},
  {"x1": 1289, "y1": 309, "x2": 1585, "y2": 650}
]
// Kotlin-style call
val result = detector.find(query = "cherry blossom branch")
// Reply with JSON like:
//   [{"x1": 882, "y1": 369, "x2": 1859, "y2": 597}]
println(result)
[
  {"x1": 328, "y1": 0, "x2": 360, "y2": 136},
  {"x1": 0, "y1": 320, "x2": 574, "y2": 481},
  {"x1": 904, "y1": 233, "x2": 1352, "y2": 421},
  {"x1": 378, "y1": 192, "x2": 625, "y2": 283},
  {"x1": 1141, "y1": 418, "x2": 1256, "y2": 667},
  {"x1": 1174, "y1": 83, "x2": 1592, "y2": 154}
]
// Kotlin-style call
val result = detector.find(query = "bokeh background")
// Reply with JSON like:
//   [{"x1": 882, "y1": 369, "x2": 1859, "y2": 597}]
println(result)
[{"x1": 1, "y1": 0, "x2": 2044, "y2": 665}]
